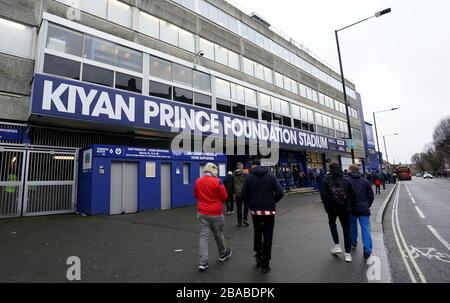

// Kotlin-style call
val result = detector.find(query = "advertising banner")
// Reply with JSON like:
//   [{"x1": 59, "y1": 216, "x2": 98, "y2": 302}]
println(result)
[{"x1": 32, "y1": 73, "x2": 348, "y2": 153}]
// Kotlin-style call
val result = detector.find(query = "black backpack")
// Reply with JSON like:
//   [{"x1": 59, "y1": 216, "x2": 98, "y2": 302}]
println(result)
[{"x1": 328, "y1": 178, "x2": 347, "y2": 205}]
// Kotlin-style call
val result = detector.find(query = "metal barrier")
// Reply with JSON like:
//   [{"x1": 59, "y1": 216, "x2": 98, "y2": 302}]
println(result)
[
  {"x1": 0, "y1": 149, "x2": 26, "y2": 217},
  {"x1": 0, "y1": 145, "x2": 78, "y2": 218}
]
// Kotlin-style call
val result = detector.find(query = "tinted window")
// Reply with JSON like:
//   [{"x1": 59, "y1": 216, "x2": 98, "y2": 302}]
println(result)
[
  {"x1": 46, "y1": 23, "x2": 83, "y2": 56},
  {"x1": 172, "y1": 63, "x2": 193, "y2": 86},
  {"x1": 150, "y1": 81, "x2": 172, "y2": 100},
  {"x1": 232, "y1": 103, "x2": 245, "y2": 117},
  {"x1": 193, "y1": 70, "x2": 211, "y2": 92},
  {"x1": 216, "y1": 98, "x2": 231, "y2": 113},
  {"x1": 82, "y1": 64, "x2": 114, "y2": 87},
  {"x1": 301, "y1": 122, "x2": 310, "y2": 131},
  {"x1": 194, "y1": 93, "x2": 211, "y2": 109},
  {"x1": 115, "y1": 45, "x2": 143, "y2": 73},
  {"x1": 174, "y1": 87, "x2": 193, "y2": 104},
  {"x1": 282, "y1": 116, "x2": 291, "y2": 127},
  {"x1": 294, "y1": 119, "x2": 302, "y2": 129},
  {"x1": 115, "y1": 73, "x2": 142, "y2": 93},
  {"x1": 272, "y1": 113, "x2": 282, "y2": 124},
  {"x1": 261, "y1": 110, "x2": 272, "y2": 122},
  {"x1": 246, "y1": 106, "x2": 258, "y2": 119},
  {"x1": 150, "y1": 56, "x2": 171, "y2": 81},
  {"x1": 83, "y1": 35, "x2": 115, "y2": 66},
  {"x1": 43, "y1": 54, "x2": 80, "y2": 80}
]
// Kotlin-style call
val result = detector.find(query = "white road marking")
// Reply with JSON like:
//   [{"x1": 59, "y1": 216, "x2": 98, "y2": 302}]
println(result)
[
  {"x1": 391, "y1": 184, "x2": 417, "y2": 283},
  {"x1": 410, "y1": 246, "x2": 450, "y2": 263},
  {"x1": 427, "y1": 225, "x2": 450, "y2": 252},
  {"x1": 392, "y1": 183, "x2": 427, "y2": 283},
  {"x1": 410, "y1": 197, "x2": 416, "y2": 204},
  {"x1": 415, "y1": 206, "x2": 426, "y2": 219}
]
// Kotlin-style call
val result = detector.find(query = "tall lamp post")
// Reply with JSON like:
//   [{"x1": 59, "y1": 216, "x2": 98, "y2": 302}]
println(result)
[
  {"x1": 373, "y1": 108, "x2": 398, "y2": 172},
  {"x1": 335, "y1": 8, "x2": 391, "y2": 163},
  {"x1": 383, "y1": 133, "x2": 399, "y2": 164}
]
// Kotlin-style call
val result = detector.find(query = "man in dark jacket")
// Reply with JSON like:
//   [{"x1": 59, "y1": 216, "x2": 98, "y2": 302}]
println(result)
[
  {"x1": 320, "y1": 162, "x2": 356, "y2": 262},
  {"x1": 241, "y1": 159, "x2": 284, "y2": 273},
  {"x1": 347, "y1": 165, "x2": 375, "y2": 258},
  {"x1": 232, "y1": 162, "x2": 248, "y2": 227},
  {"x1": 223, "y1": 171, "x2": 234, "y2": 215}
]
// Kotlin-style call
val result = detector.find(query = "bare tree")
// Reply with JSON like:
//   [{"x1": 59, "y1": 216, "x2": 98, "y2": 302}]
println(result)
[
  {"x1": 433, "y1": 116, "x2": 450, "y2": 156},
  {"x1": 422, "y1": 146, "x2": 444, "y2": 174},
  {"x1": 411, "y1": 152, "x2": 425, "y2": 173}
]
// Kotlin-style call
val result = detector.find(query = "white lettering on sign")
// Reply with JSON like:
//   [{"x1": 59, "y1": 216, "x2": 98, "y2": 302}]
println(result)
[
  {"x1": 38, "y1": 77, "x2": 333, "y2": 151},
  {"x1": 42, "y1": 80, "x2": 135, "y2": 122}
]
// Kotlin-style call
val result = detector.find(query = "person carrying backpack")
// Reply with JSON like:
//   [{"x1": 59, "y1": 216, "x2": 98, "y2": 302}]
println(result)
[
  {"x1": 320, "y1": 162, "x2": 356, "y2": 262},
  {"x1": 232, "y1": 162, "x2": 248, "y2": 227}
]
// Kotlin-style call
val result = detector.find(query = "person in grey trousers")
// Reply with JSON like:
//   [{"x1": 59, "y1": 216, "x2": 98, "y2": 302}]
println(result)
[{"x1": 193, "y1": 163, "x2": 232, "y2": 271}]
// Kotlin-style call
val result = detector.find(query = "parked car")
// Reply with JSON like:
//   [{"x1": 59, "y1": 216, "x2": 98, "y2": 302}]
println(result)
[
  {"x1": 423, "y1": 172, "x2": 433, "y2": 179},
  {"x1": 416, "y1": 173, "x2": 422, "y2": 177}
]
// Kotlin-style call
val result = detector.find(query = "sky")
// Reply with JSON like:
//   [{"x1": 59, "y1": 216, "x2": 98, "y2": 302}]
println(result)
[{"x1": 227, "y1": 0, "x2": 450, "y2": 164}]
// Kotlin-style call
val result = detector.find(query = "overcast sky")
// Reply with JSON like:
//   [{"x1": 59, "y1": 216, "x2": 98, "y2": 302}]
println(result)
[{"x1": 228, "y1": 0, "x2": 450, "y2": 164}]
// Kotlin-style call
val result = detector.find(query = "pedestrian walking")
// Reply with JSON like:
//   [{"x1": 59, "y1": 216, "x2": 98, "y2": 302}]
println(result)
[
  {"x1": 241, "y1": 159, "x2": 284, "y2": 273},
  {"x1": 233, "y1": 162, "x2": 249, "y2": 227},
  {"x1": 381, "y1": 171, "x2": 387, "y2": 190},
  {"x1": 293, "y1": 167, "x2": 300, "y2": 188},
  {"x1": 347, "y1": 165, "x2": 375, "y2": 259},
  {"x1": 299, "y1": 170, "x2": 305, "y2": 187},
  {"x1": 373, "y1": 174, "x2": 382, "y2": 194},
  {"x1": 285, "y1": 168, "x2": 293, "y2": 192},
  {"x1": 320, "y1": 162, "x2": 356, "y2": 262},
  {"x1": 223, "y1": 171, "x2": 234, "y2": 215},
  {"x1": 194, "y1": 163, "x2": 232, "y2": 271}
]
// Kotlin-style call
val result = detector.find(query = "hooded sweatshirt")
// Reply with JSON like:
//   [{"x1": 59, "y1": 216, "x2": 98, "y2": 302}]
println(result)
[
  {"x1": 320, "y1": 165, "x2": 356, "y2": 213},
  {"x1": 232, "y1": 169, "x2": 246, "y2": 198},
  {"x1": 241, "y1": 166, "x2": 284, "y2": 212},
  {"x1": 347, "y1": 172, "x2": 375, "y2": 216}
]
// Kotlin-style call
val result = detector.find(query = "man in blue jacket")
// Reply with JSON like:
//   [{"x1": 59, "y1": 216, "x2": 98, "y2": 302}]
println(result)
[
  {"x1": 347, "y1": 164, "x2": 375, "y2": 259},
  {"x1": 241, "y1": 159, "x2": 284, "y2": 273}
]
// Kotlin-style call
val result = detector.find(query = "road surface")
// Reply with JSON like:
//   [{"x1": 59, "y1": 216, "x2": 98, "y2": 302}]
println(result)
[{"x1": 384, "y1": 177, "x2": 450, "y2": 283}]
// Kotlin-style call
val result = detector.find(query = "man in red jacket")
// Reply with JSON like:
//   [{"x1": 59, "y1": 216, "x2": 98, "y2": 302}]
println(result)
[{"x1": 194, "y1": 162, "x2": 232, "y2": 271}]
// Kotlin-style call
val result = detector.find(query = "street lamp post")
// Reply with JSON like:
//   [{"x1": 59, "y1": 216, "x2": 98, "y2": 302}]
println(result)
[
  {"x1": 383, "y1": 133, "x2": 399, "y2": 164},
  {"x1": 373, "y1": 108, "x2": 398, "y2": 172},
  {"x1": 335, "y1": 8, "x2": 391, "y2": 164}
]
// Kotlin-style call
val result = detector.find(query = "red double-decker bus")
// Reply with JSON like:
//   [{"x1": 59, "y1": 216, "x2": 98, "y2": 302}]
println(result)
[{"x1": 397, "y1": 166, "x2": 412, "y2": 181}]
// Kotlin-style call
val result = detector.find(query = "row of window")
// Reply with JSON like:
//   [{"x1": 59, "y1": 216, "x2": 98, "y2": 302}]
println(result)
[
  {"x1": 173, "y1": 0, "x2": 357, "y2": 98},
  {"x1": 243, "y1": 55, "x2": 359, "y2": 118},
  {"x1": 214, "y1": 78, "x2": 348, "y2": 134},
  {"x1": 55, "y1": 0, "x2": 356, "y2": 100},
  {"x1": 349, "y1": 107, "x2": 359, "y2": 120},
  {"x1": 150, "y1": 56, "x2": 211, "y2": 92},
  {"x1": 57, "y1": 0, "x2": 133, "y2": 28},
  {"x1": 46, "y1": 23, "x2": 213, "y2": 95},
  {"x1": 215, "y1": 78, "x2": 257, "y2": 107},
  {"x1": 44, "y1": 49, "x2": 350, "y2": 139},
  {"x1": 47, "y1": 23, "x2": 143, "y2": 72},
  {"x1": 42, "y1": 20, "x2": 357, "y2": 139},
  {"x1": 44, "y1": 54, "x2": 143, "y2": 93},
  {"x1": 52, "y1": 0, "x2": 359, "y2": 119}
]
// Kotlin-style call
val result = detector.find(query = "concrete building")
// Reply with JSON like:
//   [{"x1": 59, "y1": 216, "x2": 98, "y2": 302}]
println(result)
[{"x1": 0, "y1": 0, "x2": 366, "y2": 217}]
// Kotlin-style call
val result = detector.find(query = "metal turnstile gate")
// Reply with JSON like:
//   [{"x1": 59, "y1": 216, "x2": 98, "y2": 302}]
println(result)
[{"x1": 0, "y1": 146, "x2": 78, "y2": 218}]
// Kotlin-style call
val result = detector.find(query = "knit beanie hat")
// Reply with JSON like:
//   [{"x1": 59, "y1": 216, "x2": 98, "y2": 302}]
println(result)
[{"x1": 204, "y1": 162, "x2": 218, "y2": 177}]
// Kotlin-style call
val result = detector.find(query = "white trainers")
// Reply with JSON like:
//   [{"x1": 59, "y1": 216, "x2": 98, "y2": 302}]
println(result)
[
  {"x1": 330, "y1": 244, "x2": 343, "y2": 255},
  {"x1": 344, "y1": 253, "x2": 352, "y2": 262}
]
